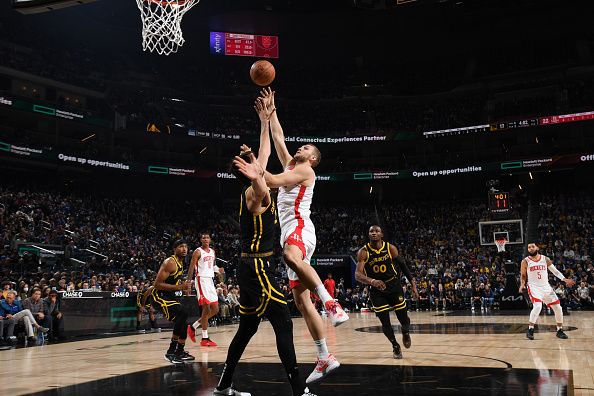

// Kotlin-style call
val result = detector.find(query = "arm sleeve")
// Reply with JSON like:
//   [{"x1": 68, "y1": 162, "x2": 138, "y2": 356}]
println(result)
[
  {"x1": 394, "y1": 255, "x2": 414, "y2": 283},
  {"x1": 548, "y1": 264, "x2": 566, "y2": 281}
]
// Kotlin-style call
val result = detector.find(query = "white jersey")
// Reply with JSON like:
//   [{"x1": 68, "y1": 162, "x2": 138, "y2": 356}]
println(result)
[
  {"x1": 526, "y1": 254, "x2": 549, "y2": 288},
  {"x1": 195, "y1": 247, "x2": 217, "y2": 278},
  {"x1": 277, "y1": 166, "x2": 315, "y2": 233}
]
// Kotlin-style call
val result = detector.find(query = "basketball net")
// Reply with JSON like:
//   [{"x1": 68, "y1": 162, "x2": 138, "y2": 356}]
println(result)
[
  {"x1": 495, "y1": 238, "x2": 507, "y2": 253},
  {"x1": 135, "y1": 0, "x2": 199, "y2": 56}
]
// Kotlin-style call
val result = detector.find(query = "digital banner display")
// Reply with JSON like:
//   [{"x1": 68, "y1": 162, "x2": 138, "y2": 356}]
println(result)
[
  {"x1": 1, "y1": 139, "x2": 592, "y2": 181},
  {"x1": 210, "y1": 32, "x2": 279, "y2": 58},
  {"x1": 424, "y1": 110, "x2": 594, "y2": 138},
  {"x1": 0, "y1": 94, "x2": 110, "y2": 128},
  {"x1": 311, "y1": 256, "x2": 354, "y2": 267},
  {"x1": 56, "y1": 293, "x2": 200, "y2": 336}
]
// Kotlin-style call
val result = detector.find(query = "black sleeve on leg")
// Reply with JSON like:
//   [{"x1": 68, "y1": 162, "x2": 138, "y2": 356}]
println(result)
[
  {"x1": 395, "y1": 307, "x2": 411, "y2": 333},
  {"x1": 376, "y1": 310, "x2": 397, "y2": 345}
]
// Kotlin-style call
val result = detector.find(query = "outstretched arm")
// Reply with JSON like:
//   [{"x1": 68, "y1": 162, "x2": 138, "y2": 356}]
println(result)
[
  {"x1": 233, "y1": 152, "x2": 270, "y2": 214},
  {"x1": 260, "y1": 88, "x2": 292, "y2": 168},
  {"x1": 546, "y1": 257, "x2": 575, "y2": 287},
  {"x1": 264, "y1": 165, "x2": 314, "y2": 189},
  {"x1": 254, "y1": 97, "x2": 273, "y2": 170}
]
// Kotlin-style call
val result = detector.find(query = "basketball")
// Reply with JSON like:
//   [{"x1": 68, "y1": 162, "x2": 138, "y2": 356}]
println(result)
[{"x1": 250, "y1": 60, "x2": 275, "y2": 87}]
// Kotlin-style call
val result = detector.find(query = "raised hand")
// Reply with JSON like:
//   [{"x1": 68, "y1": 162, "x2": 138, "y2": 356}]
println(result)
[
  {"x1": 259, "y1": 87, "x2": 275, "y2": 110},
  {"x1": 254, "y1": 97, "x2": 275, "y2": 121},
  {"x1": 240, "y1": 144, "x2": 252, "y2": 155},
  {"x1": 233, "y1": 152, "x2": 264, "y2": 181}
]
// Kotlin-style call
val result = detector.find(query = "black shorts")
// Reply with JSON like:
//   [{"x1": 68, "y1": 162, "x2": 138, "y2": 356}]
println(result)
[
  {"x1": 151, "y1": 289, "x2": 183, "y2": 321},
  {"x1": 238, "y1": 256, "x2": 288, "y2": 318},
  {"x1": 370, "y1": 283, "x2": 407, "y2": 314},
  {"x1": 136, "y1": 291, "x2": 152, "y2": 309}
]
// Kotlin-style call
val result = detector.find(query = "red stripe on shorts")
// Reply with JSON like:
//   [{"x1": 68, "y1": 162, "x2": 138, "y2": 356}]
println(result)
[{"x1": 284, "y1": 185, "x2": 307, "y2": 259}]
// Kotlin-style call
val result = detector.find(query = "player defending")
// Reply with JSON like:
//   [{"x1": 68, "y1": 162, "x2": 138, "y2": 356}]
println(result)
[
  {"x1": 519, "y1": 243, "x2": 575, "y2": 340},
  {"x1": 214, "y1": 97, "x2": 314, "y2": 396},
  {"x1": 259, "y1": 88, "x2": 348, "y2": 383},
  {"x1": 355, "y1": 225, "x2": 418, "y2": 358},
  {"x1": 187, "y1": 232, "x2": 224, "y2": 346},
  {"x1": 151, "y1": 239, "x2": 194, "y2": 364}
]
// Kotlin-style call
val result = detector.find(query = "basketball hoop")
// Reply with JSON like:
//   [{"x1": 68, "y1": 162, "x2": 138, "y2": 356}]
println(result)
[
  {"x1": 495, "y1": 238, "x2": 507, "y2": 253},
  {"x1": 135, "y1": 0, "x2": 199, "y2": 55}
]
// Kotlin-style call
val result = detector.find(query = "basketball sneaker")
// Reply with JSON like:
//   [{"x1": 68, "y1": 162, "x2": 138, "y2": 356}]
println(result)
[
  {"x1": 393, "y1": 343, "x2": 402, "y2": 359},
  {"x1": 165, "y1": 353, "x2": 184, "y2": 364},
  {"x1": 556, "y1": 329, "x2": 568, "y2": 339},
  {"x1": 188, "y1": 325, "x2": 196, "y2": 343},
  {"x1": 402, "y1": 332, "x2": 412, "y2": 349},
  {"x1": 305, "y1": 353, "x2": 340, "y2": 384},
  {"x1": 201, "y1": 338, "x2": 218, "y2": 347},
  {"x1": 179, "y1": 350, "x2": 195, "y2": 361},
  {"x1": 213, "y1": 386, "x2": 251, "y2": 395},
  {"x1": 526, "y1": 328, "x2": 535, "y2": 340},
  {"x1": 325, "y1": 301, "x2": 349, "y2": 327}
]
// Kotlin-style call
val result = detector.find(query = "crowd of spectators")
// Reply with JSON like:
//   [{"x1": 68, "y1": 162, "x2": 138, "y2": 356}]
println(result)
[
  {"x1": 1, "y1": 179, "x2": 593, "y2": 346},
  {"x1": 537, "y1": 193, "x2": 594, "y2": 311}
]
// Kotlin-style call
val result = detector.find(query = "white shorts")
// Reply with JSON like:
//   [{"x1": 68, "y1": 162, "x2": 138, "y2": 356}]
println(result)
[
  {"x1": 280, "y1": 220, "x2": 316, "y2": 285},
  {"x1": 195, "y1": 277, "x2": 218, "y2": 305},
  {"x1": 527, "y1": 284, "x2": 560, "y2": 307}
]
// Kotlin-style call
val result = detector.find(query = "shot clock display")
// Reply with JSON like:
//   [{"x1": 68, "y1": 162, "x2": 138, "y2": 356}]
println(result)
[{"x1": 489, "y1": 191, "x2": 511, "y2": 213}]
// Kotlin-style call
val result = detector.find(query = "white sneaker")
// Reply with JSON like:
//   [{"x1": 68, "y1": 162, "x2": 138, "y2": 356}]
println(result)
[
  {"x1": 302, "y1": 387, "x2": 317, "y2": 396},
  {"x1": 325, "y1": 301, "x2": 349, "y2": 327},
  {"x1": 213, "y1": 387, "x2": 251, "y2": 396},
  {"x1": 306, "y1": 354, "x2": 340, "y2": 384}
]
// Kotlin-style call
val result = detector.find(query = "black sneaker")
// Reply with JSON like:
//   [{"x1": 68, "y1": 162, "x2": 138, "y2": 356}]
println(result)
[
  {"x1": 402, "y1": 332, "x2": 412, "y2": 349},
  {"x1": 164, "y1": 353, "x2": 184, "y2": 364},
  {"x1": 556, "y1": 329, "x2": 568, "y2": 339},
  {"x1": 179, "y1": 350, "x2": 195, "y2": 361},
  {"x1": 392, "y1": 343, "x2": 403, "y2": 359},
  {"x1": 213, "y1": 386, "x2": 251, "y2": 395},
  {"x1": 526, "y1": 328, "x2": 534, "y2": 340}
]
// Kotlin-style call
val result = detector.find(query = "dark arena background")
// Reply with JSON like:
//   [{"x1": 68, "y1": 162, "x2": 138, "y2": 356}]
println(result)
[{"x1": 1, "y1": 0, "x2": 593, "y2": 395}]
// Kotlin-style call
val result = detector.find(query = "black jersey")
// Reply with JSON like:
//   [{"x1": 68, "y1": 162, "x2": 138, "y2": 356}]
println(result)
[
  {"x1": 165, "y1": 255, "x2": 184, "y2": 286},
  {"x1": 363, "y1": 242, "x2": 400, "y2": 286},
  {"x1": 239, "y1": 186, "x2": 277, "y2": 254}
]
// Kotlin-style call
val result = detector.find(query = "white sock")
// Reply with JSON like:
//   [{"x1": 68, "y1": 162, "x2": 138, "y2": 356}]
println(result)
[
  {"x1": 528, "y1": 325, "x2": 534, "y2": 329},
  {"x1": 202, "y1": 330, "x2": 208, "y2": 339},
  {"x1": 557, "y1": 326, "x2": 563, "y2": 331},
  {"x1": 314, "y1": 338, "x2": 329, "y2": 359},
  {"x1": 315, "y1": 285, "x2": 333, "y2": 304},
  {"x1": 193, "y1": 320, "x2": 201, "y2": 329}
]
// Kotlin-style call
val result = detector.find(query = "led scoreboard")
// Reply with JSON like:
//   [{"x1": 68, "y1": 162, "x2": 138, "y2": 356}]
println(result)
[
  {"x1": 210, "y1": 32, "x2": 279, "y2": 58},
  {"x1": 489, "y1": 191, "x2": 511, "y2": 213}
]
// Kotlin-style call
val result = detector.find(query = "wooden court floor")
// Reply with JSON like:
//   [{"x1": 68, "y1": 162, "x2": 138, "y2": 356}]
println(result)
[{"x1": 4, "y1": 310, "x2": 594, "y2": 395}]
